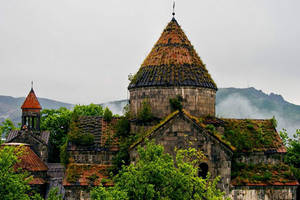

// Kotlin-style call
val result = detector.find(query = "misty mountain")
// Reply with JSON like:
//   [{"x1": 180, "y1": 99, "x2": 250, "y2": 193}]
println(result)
[
  {"x1": 0, "y1": 95, "x2": 72, "y2": 125},
  {"x1": 0, "y1": 87, "x2": 299, "y2": 135},
  {"x1": 216, "y1": 87, "x2": 300, "y2": 135}
]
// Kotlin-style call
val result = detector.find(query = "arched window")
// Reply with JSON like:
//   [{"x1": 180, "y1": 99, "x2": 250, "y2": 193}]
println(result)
[{"x1": 198, "y1": 163, "x2": 208, "y2": 178}]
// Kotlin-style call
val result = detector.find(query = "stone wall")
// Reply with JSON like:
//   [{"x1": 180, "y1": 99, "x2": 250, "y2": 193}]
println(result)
[
  {"x1": 129, "y1": 86, "x2": 216, "y2": 119},
  {"x1": 234, "y1": 152, "x2": 285, "y2": 165},
  {"x1": 129, "y1": 113, "x2": 232, "y2": 194},
  {"x1": 65, "y1": 186, "x2": 90, "y2": 200},
  {"x1": 68, "y1": 150, "x2": 116, "y2": 165},
  {"x1": 230, "y1": 186, "x2": 298, "y2": 200},
  {"x1": 11, "y1": 132, "x2": 48, "y2": 162}
]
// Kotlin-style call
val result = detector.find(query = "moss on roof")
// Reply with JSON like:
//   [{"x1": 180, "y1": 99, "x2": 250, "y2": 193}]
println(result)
[
  {"x1": 219, "y1": 118, "x2": 285, "y2": 152},
  {"x1": 129, "y1": 110, "x2": 180, "y2": 149},
  {"x1": 128, "y1": 18, "x2": 217, "y2": 90},
  {"x1": 129, "y1": 110, "x2": 285, "y2": 153},
  {"x1": 231, "y1": 162, "x2": 298, "y2": 186},
  {"x1": 63, "y1": 163, "x2": 113, "y2": 186}
]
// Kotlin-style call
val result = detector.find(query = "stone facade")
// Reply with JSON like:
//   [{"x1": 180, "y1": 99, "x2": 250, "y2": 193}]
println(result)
[
  {"x1": 64, "y1": 186, "x2": 90, "y2": 200},
  {"x1": 130, "y1": 112, "x2": 233, "y2": 194},
  {"x1": 68, "y1": 148, "x2": 116, "y2": 165},
  {"x1": 230, "y1": 186, "x2": 298, "y2": 200},
  {"x1": 234, "y1": 152, "x2": 285, "y2": 165},
  {"x1": 6, "y1": 130, "x2": 49, "y2": 162},
  {"x1": 129, "y1": 86, "x2": 216, "y2": 119}
]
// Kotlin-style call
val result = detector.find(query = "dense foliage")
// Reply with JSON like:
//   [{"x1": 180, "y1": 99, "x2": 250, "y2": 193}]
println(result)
[
  {"x1": 0, "y1": 145, "x2": 32, "y2": 200},
  {"x1": 169, "y1": 95, "x2": 183, "y2": 111},
  {"x1": 111, "y1": 106, "x2": 137, "y2": 174},
  {"x1": 0, "y1": 118, "x2": 17, "y2": 139},
  {"x1": 91, "y1": 141, "x2": 229, "y2": 200},
  {"x1": 40, "y1": 104, "x2": 110, "y2": 163},
  {"x1": 103, "y1": 107, "x2": 113, "y2": 122},
  {"x1": 280, "y1": 129, "x2": 300, "y2": 180},
  {"x1": 41, "y1": 108, "x2": 72, "y2": 162},
  {"x1": 67, "y1": 117, "x2": 95, "y2": 146},
  {"x1": 137, "y1": 101, "x2": 154, "y2": 122}
]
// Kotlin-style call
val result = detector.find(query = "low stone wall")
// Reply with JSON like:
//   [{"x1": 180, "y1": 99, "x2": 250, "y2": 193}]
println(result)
[
  {"x1": 230, "y1": 186, "x2": 298, "y2": 200},
  {"x1": 129, "y1": 86, "x2": 216, "y2": 119},
  {"x1": 65, "y1": 186, "x2": 90, "y2": 200},
  {"x1": 69, "y1": 150, "x2": 116, "y2": 165},
  {"x1": 234, "y1": 152, "x2": 285, "y2": 165}
]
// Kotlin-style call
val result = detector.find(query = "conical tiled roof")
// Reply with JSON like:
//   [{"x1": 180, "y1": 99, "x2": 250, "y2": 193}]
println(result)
[
  {"x1": 21, "y1": 88, "x2": 42, "y2": 110},
  {"x1": 128, "y1": 18, "x2": 217, "y2": 90}
]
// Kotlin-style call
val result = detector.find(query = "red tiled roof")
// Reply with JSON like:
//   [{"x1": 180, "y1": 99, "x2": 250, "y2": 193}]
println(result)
[
  {"x1": 2, "y1": 143, "x2": 48, "y2": 172},
  {"x1": 28, "y1": 177, "x2": 46, "y2": 185},
  {"x1": 232, "y1": 181, "x2": 299, "y2": 187},
  {"x1": 21, "y1": 88, "x2": 42, "y2": 110},
  {"x1": 63, "y1": 164, "x2": 113, "y2": 187}
]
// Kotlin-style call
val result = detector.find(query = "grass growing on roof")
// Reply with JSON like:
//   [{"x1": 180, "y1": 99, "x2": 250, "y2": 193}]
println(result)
[
  {"x1": 231, "y1": 161, "x2": 296, "y2": 185},
  {"x1": 221, "y1": 119, "x2": 280, "y2": 152}
]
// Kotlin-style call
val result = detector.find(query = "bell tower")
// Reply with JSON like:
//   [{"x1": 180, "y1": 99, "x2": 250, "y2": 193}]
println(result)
[{"x1": 21, "y1": 86, "x2": 42, "y2": 131}]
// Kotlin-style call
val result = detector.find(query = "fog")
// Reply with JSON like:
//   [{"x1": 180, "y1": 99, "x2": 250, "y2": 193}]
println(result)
[{"x1": 216, "y1": 94, "x2": 299, "y2": 137}]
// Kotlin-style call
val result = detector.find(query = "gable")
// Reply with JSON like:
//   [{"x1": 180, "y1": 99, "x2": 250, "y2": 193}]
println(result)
[
  {"x1": 130, "y1": 111, "x2": 233, "y2": 157},
  {"x1": 6, "y1": 130, "x2": 49, "y2": 146}
]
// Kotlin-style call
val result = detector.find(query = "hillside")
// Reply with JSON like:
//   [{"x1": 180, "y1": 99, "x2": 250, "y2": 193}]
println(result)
[
  {"x1": 0, "y1": 87, "x2": 299, "y2": 135},
  {"x1": 0, "y1": 95, "x2": 72, "y2": 125},
  {"x1": 216, "y1": 87, "x2": 300, "y2": 134}
]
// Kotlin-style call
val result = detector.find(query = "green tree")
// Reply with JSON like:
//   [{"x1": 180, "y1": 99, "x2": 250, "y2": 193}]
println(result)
[
  {"x1": 40, "y1": 104, "x2": 105, "y2": 163},
  {"x1": 91, "y1": 141, "x2": 229, "y2": 200},
  {"x1": 47, "y1": 187, "x2": 63, "y2": 200},
  {"x1": 0, "y1": 118, "x2": 17, "y2": 139},
  {"x1": 41, "y1": 108, "x2": 72, "y2": 162},
  {"x1": 73, "y1": 104, "x2": 104, "y2": 117},
  {"x1": 137, "y1": 101, "x2": 153, "y2": 122},
  {"x1": 103, "y1": 107, "x2": 113, "y2": 122},
  {"x1": 280, "y1": 129, "x2": 300, "y2": 179},
  {"x1": 0, "y1": 145, "x2": 31, "y2": 200}
]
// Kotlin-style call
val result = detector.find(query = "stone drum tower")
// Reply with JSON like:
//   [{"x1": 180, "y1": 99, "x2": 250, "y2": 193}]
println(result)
[{"x1": 128, "y1": 17, "x2": 217, "y2": 119}]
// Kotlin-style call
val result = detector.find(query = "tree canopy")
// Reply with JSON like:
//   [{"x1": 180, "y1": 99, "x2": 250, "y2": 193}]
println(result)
[
  {"x1": 0, "y1": 145, "x2": 32, "y2": 200},
  {"x1": 280, "y1": 129, "x2": 300, "y2": 179},
  {"x1": 40, "y1": 104, "x2": 110, "y2": 162},
  {"x1": 91, "y1": 141, "x2": 229, "y2": 200},
  {"x1": 0, "y1": 118, "x2": 17, "y2": 139}
]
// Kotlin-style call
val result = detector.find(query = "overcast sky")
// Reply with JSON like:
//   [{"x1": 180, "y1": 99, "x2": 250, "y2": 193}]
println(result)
[{"x1": 0, "y1": 0, "x2": 299, "y2": 105}]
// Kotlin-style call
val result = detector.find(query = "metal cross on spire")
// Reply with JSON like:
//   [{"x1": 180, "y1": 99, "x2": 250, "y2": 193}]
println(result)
[
  {"x1": 172, "y1": 1, "x2": 176, "y2": 17},
  {"x1": 31, "y1": 81, "x2": 33, "y2": 89}
]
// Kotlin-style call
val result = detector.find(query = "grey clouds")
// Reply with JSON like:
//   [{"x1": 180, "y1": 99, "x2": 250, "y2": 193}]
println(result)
[{"x1": 0, "y1": 0, "x2": 299, "y2": 105}]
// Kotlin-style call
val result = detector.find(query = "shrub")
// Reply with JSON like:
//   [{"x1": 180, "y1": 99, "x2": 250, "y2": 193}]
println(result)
[
  {"x1": 88, "y1": 174, "x2": 99, "y2": 184},
  {"x1": 169, "y1": 95, "x2": 183, "y2": 111},
  {"x1": 80, "y1": 133, "x2": 95, "y2": 146},
  {"x1": 60, "y1": 140, "x2": 69, "y2": 166},
  {"x1": 103, "y1": 107, "x2": 113, "y2": 122},
  {"x1": 206, "y1": 124, "x2": 216, "y2": 132},
  {"x1": 115, "y1": 117, "x2": 130, "y2": 137},
  {"x1": 247, "y1": 124, "x2": 254, "y2": 129},
  {"x1": 270, "y1": 116, "x2": 277, "y2": 128},
  {"x1": 137, "y1": 100, "x2": 153, "y2": 122}
]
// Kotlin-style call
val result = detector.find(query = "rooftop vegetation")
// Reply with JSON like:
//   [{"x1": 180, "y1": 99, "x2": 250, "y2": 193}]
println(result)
[{"x1": 231, "y1": 161, "x2": 296, "y2": 185}]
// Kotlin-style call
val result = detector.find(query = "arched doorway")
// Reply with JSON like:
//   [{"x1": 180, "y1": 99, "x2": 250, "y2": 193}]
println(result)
[{"x1": 198, "y1": 163, "x2": 209, "y2": 178}]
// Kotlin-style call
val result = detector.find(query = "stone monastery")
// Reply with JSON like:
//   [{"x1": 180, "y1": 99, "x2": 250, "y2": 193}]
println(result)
[{"x1": 4, "y1": 16, "x2": 299, "y2": 200}]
